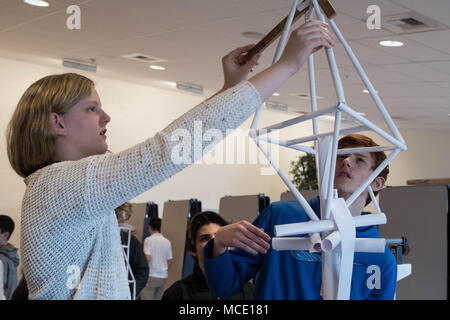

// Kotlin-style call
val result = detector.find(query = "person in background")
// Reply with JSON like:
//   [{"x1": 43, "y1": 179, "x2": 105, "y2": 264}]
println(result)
[
  {"x1": 162, "y1": 211, "x2": 253, "y2": 300},
  {"x1": 140, "y1": 217, "x2": 173, "y2": 300},
  {"x1": 115, "y1": 202, "x2": 149, "y2": 298},
  {"x1": 0, "y1": 215, "x2": 19, "y2": 300},
  {"x1": 9, "y1": 203, "x2": 149, "y2": 300}
]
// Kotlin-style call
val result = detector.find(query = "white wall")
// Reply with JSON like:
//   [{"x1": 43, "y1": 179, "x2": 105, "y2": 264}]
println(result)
[{"x1": 1, "y1": 56, "x2": 450, "y2": 253}]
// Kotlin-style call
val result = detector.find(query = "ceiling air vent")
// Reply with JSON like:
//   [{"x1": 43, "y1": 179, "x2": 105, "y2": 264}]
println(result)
[
  {"x1": 289, "y1": 93, "x2": 324, "y2": 100},
  {"x1": 63, "y1": 58, "x2": 97, "y2": 72},
  {"x1": 265, "y1": 101, "x2": 288, "y2": 112},
  {"x1": 381, "y1": 12, "x2": 447, "y2": 34},
  {"x1": 121, "y1": 53, "x2": 167, "y2": 64}
]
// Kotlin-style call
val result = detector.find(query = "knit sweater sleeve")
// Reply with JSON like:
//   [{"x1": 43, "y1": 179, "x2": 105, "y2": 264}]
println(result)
[{"x1": 26, "y1": 80, "x2": 262, "y2": 219}]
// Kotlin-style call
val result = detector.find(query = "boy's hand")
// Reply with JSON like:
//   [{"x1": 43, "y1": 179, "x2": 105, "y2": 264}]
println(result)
[{"x1": 213, "y1": 220, "x2": 271, "y2": 257}]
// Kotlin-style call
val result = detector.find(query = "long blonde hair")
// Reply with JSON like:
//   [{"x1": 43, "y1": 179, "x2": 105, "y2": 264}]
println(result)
[{"x1": 6, "y1": 73, "x2": 94, "y2": 177}]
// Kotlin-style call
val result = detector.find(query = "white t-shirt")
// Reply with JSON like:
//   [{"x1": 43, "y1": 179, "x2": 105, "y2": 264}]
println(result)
[{"x1": 144, "y1": 233, "x2": 173, "y2": 279}]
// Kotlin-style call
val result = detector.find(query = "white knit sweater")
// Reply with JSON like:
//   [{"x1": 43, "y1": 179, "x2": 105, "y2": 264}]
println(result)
[{"x1": 20, "y1": 81, "x2": 261, "y2": 300}]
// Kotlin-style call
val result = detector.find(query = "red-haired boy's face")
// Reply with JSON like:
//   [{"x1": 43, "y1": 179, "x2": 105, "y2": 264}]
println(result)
[{"x1": 334, "y1": 151, "x2": 377, "y2": 200}]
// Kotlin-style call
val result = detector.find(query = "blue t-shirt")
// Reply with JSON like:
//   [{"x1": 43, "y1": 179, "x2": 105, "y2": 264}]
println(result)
[{"x1": 203, "y1": 197, "x2": 397, "y2": 300}]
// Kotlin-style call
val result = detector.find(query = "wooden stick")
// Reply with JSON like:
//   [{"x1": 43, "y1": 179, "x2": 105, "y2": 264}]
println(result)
[{"x1": 245, "y1": 0, "x2": 336, "y2": 61}]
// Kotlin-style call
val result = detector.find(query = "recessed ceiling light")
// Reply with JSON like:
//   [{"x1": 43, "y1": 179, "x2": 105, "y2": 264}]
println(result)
[
  {"x1": 149, "y1": 65, "x2": 165, "y2": 70},
  {"x1": 362, "y1": 89, "x2": 378, "y2": 94},
  {"x1": 379, "y1": 40, "x2": 404, "y2": 47},
  {"x1": 272, "y1": 92, "x2": 280, "y2": 96},
  {"x1": 23, "y1": 0, "x2": 49, "y2": 7}
]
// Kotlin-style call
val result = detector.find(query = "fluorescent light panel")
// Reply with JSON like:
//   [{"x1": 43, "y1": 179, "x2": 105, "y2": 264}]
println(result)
[
  {"x1": 62, "y1": 59, "x2": 97, "y2": 73},
  {"x1": 24, "y1": 0, "x2": 49, "y2": 7},
  {"x1": 150, "y1": 65, "x2": 165, "y2": 70}
]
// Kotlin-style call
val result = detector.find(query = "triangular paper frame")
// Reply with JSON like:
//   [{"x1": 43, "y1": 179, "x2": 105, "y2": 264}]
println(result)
[{"x1": 248, "y1": 0, "x2": 406, "y2": 300}]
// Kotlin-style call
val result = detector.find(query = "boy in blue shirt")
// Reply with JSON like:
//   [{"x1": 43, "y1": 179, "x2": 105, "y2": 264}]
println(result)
[{"x1": 203, "y1": 134, "x2": 397, "y2": 299}]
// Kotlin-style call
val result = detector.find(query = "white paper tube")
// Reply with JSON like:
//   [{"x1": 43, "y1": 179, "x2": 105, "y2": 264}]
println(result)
[
  {"x1": 336, "y1": 146, "x2": 396, "y2": 155},
  {"x1": 367, "y1": 186, "x2": 381, "y2": 214},
  {"x1": 308, "y1": 56, "x2": 318, "y2": 127},
  {"x1": 272, "y1": 237, "x2": 310, "y2": 251},
  {"x1": 346, "y1": 148, "x2": 400, "y2": 206},
  {"x1": 325, "y1": 110, "x2": 342, "y2": 220},
  {"x1": 256, "y1": 135, "x2": 316, "y2": 154},
  {"x1": 272, "y1": 236, "x2": 386, "y2": 252},
  {"x1": 299, "y1": 0, "x2": 312, "y2": 13},
  {"x1": 325, "y1": 48, "x2": 346, "y2": 103},
  {"x1": 310, "y1": 0, "x2": 345, "y2": 103},
  {"x1": 307, "y1": 37, "x2": 319, "y2": 138},
  {"x1": 254, "y1": 137, "x2": 320, "y2": 221},
  {"x1": 272, "y1": 0, "x2": 300, "y2": 64},
  {"x1": 250, "y1": 104, "x2": 264, "y2": 130},
  {"x1": 338, "y1": 103, "x2": 406, "y2": 151},
  {"x1": 256, "y1": 105, "x2": 337, "y2": 135},
  {"x1": 328, "y1": 19, "x2": 406, "y2": 146},
  {"x1": 353, "y1": 213, "x2": 386, "y2": 227},
  {"x1": 307, "y1": 18, "x2": 321, "y2": 202},
  {"x1": 285, "y1": 144, "x2": 317, "y2": 154},
  {"x1": 354, "y1": 238, "x2": 386, "y2": 253},
  {"x1": 321, "y1": 231, "x2": 341, "y2": 252},
  {"x1": 274, "y1": 219, "x2": 334, "y2": 237},
  {"x1": 309, "y1": 232, "x2": 322, "y2": 252},
  {"x1": 274, "y1": 212, "x2": 387, "y2": 238},
  {"x1": 285, "y1": 125, "x2": 367, "y2": 146},
  {"x1": 318, "y1": 136, "x2": 332, "y2": 202},
  {"x1": 306, "y1": 2, "x2": 314, "y2": 16},
  {"x1": 329, "y1": 197, "x2": 355, "y2": 300}
]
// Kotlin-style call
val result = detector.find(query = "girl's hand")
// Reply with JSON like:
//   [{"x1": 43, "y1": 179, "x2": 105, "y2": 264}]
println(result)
[
  {"x1": 221, "y1": 44, "x2": 261, "y2": 91},
  {"x1": 278, "y1": 20, "x2": 335, "y2": 76}
]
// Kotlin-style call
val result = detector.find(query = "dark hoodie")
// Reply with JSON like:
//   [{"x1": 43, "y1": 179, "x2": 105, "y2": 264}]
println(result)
[{"x1": 0, "y1": 244, "x2": 19, "y2": 299}]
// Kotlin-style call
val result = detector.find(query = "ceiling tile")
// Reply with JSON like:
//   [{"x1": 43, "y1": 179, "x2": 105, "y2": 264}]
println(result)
[
  {"x1": 404, "y1": 29, "x2": 450, "y2": 55},
  {"x1": 332, "y1": 0, "x2": 408, "y2": 20},
  {"x1": 375, "y1": 82, "x2": 450, "y2": 98},
  {"x1": 338, "y1": 41, "x2": 408, "y2": 65},
  {"x1": 421, "y1": 61, "x2": 450, "y2": 75},
  {"x1": 383, "y1": 62, "x2": 450, "y2": 82},
  {"x1": 356, "y1": 35, "x2": 450, "y2": 62}
]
